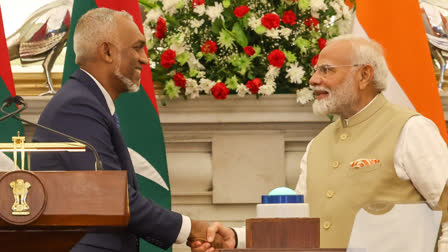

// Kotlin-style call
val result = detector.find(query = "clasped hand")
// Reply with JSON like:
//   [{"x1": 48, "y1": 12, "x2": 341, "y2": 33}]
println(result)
[{"x1": 187, "y1": 221, "x2": 236, "y2": 252}]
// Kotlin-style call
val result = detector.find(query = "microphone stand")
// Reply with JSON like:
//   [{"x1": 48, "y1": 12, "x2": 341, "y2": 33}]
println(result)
[{"x1": 0, "y1": 100, "x2": 103, "y2": 171}]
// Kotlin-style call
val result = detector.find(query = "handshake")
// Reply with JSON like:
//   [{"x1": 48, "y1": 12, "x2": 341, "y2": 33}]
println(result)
[{"x1": 187, "y1": 221, "x2": 237, "y2": 252}]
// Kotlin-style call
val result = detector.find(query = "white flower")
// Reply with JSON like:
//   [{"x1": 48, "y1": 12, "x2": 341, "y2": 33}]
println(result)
[
  {"x1": 265, "y1": 65, "x2": 280, "y2": 80},
  {"x1": 169, "y1": 43, "x2": 186, "y2": 54},
  {"x1": 280, "y1": 27, "x2": 292, "y2": 39},
  {"x1": 236, "y1": 84, "x2": 250, "y2": 97},
  {"x1": 296, "y1": 88, "x2": 314, "y2": 104},
  {"x1": 187, "y1": 55, "x2": 205, "y2": 70},
  {"x1": 265, "y1": 79, "x2": 276, "y2": 87},
  {"x1": 286, "y1": 63, "x2": 306, "y2": 84},
  {"x1": 144, "y1": 8, "x2": 163, "y2": 24},
  {"x1": 199, "y1": 78, "x2": 216, "y2": 94},
  {"x1": 336, "y1": 19, "x2": 353, "y2": 34},
  {"x1": 248, "y1": 17, "x2": 261, "y2": 31},
  {"x1": 193, "y1": 4, "x2": 206, "y2": 16},
  {"x1": 258, "y1": 84, "x2": 276, "y2": 96},
  {"x1": 329, "y1": 2, "x2": 343, "y2": 19},
  {"x1": 206, "y1": 2, "x2": 224, "y2": 23},
  {"x1": 190, "y1": 19, "x2": 204, "y2": 29},
  {"x1": 310, "y1": 0, "x2": 328, "y2": 18},
  {"x1": 143, "y1": 26, "x2": 153, "y2": 41},
  {"x1": 162, "y1": 0, "x2": 180, "y2": 16},
  {"x1": 185, "y1": 78, "x2": 201, "y2": 99},
  {"x1": 265, "y1": 28, "x2": 281, "y2": 39},
  {"x1": 197, "y1": 71, "x2": 206, "y2": 78}
]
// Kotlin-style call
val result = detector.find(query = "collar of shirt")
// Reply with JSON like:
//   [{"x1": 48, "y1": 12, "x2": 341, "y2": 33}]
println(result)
[
  {"x1": 80, "y1": 68, "x2": 115, "y2": 116},
  {"x1": 344, "y1": 94, "x2": 380, "y2": 126}
]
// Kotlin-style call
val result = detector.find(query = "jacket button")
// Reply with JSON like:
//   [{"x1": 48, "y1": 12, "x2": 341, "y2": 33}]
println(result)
[
  {"x1": 326, "y1": 190, "x2": 335, "y2": 198},
  {"x1": 331, "y1": 161, "x2": 340, "y2": 168},
  {"x1": 340, "y1": 133, "x2": 348, "y2": 140},
  {"x1": 323, "y1": 221, "x2": 331, "y2": 230}
]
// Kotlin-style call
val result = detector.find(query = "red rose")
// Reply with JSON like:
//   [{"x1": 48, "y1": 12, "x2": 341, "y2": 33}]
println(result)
[
  {"x1": 160, "y1": 49, "x2": 176, "y2": 68},
  {"x1": 246, "y1": 78, "x2": 263, "y2": 94},
  {"x1": 173, "y1": 72, "x2": 186, "y2": 88},
  {"x1": 311, "y1": 54, "x2": 319, "y2": 66},
  {"x1": 304, "y1": 17, "x2": 319, "y2": 29},
  {"x1": 268, "y1": 49, "x2": 286, "y2": 68},
  {"x1": 282, "y1": 10, "x2": 297, "y2": 25},
  {"x1": 201, "y1": 40, "x2": 217, "y2": 54},
  {"x1": 243, "y1": 46, "x2": 255, "y2": 56},
  {"x1": 211, "y1": 82, "x2": 230, "y2": 100},
  {"x1": 261, "y1": 13, "x2": 281, "y2": 29},
  {"x1": 192, "y1": 0, "x2": 205, "y2": 7},
  {"x1": 233, "y1": 5, "x2": 250, "y2": 18},
  {"x1": 318, "y1": 38, "x2": 327, "y2": 50},
  {"x1": 155, "y1": 17, "x2": 167, "y2": 39}
]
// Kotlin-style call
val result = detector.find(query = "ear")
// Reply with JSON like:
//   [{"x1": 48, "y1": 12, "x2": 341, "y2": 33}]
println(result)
[
  {"x1": 358, "y1": 65, "x2": 374, "y2": 90},
  {"x1": 98, "y1": 42, "x2": 114, "y2": 64}
]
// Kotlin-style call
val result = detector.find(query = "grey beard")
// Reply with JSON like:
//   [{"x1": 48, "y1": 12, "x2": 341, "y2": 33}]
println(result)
[
  {"x1": 114, "y1": 55, "x2": 140, "y2": 93},
  {"x1": 312, "y1": 76, "x2": 358, "y2": 116},
  {"x1": 114, "y1": 70, "x2": 140, "y2": 93}
]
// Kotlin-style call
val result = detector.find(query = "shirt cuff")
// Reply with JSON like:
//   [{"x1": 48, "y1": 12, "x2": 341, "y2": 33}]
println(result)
[
  {"x1": 233, "y1": 227, "x2": 246, "y2": 248},
  {"x1": 175, "y1": 215, "x2": 191, "y2": 244}
]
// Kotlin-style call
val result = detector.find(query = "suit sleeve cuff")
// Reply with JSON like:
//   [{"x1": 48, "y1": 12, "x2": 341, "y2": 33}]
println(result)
[
  {"x1": 175, "y1": 215, "x2": 191, "y2": 244},
  {"x1": 233, "y1": 227, "x2": 246, "y2": 248}
]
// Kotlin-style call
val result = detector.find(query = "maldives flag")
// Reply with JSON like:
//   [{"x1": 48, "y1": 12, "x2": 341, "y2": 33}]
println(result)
[
  {"x1": 0, "y1": 6, "x2": 25, "y2": 163},
  {"x1": 63, "y1": 1, "x2": 172, "y2": 252},
  {"x1": 352, "y1": 0, "x2": 448, "y2": 142}
]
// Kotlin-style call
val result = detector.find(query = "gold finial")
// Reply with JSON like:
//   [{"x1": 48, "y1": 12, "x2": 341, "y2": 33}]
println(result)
[{"x1": 12, "y1": 132, "x2": 26, "y2": 170}]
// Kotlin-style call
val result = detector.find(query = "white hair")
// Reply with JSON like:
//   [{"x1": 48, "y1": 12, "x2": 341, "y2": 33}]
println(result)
[
  {"x1": 327, "y1": 34, "x2": 389, "y2": 92},
  {"x1": 73, "y1": 8, "x2": 134, "y2": 65}
]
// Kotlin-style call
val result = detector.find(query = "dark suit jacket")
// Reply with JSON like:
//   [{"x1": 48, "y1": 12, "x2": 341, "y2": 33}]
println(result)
[{"x1": 32, "y1": 69, "x2": 182, "y2": 252}]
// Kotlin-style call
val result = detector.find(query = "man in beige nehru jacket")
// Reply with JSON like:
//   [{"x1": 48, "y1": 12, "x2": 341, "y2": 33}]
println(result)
[{"x1": 190, "y1": 35, "x2": 448, "y2": 251}]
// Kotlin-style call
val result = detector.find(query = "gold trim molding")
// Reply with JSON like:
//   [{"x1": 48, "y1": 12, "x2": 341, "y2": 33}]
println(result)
[
  {"x1": 13, "y1": 72, "x2": 164, "y2": 96},
  {"x1": 13, "y1": 72, "x2": 62, "y2": 96}
]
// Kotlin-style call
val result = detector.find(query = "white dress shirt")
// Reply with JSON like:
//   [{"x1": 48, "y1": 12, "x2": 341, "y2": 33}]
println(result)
[{"x1": 81, "y1": 69, "x2": 191, "y2": 244}]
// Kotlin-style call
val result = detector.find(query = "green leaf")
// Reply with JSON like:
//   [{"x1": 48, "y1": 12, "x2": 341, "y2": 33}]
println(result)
[
  {"x1": 232, "y1": 23, "x2": 248, "y2": 47},
  {"x1": 298, "y1": 0, "x2": 311, "y2": 11},
  {"x1": 176, "y1": 52, "x2": 191, "y2": 66},
  {"x1": 223, "y1": 0, "x2": 231, "y2": 8},
  {"x1": 211, "y1": 19, "x2": 224, "y2": 34},
  {"x1": 205, "y1": 53, "x2": 218, "y2": 62},
  {"x1": 164, "y1": 80, "x2": 180, "y2": 99},
  {"x1": 225, "y1": 75, "x2": 240, "y2": 90},
  {"x1": 255, "y1": 25, "x2": 266, "y2": 34},
  {"x1": 189, "y1": 69, "x2": 199, "y2": 77},
  {"x1": 284, "y1": 50, "x2": 297, "y2": 63},
  {"x1": 295, "y1": 37, "x2": 311, "y2": 54}
]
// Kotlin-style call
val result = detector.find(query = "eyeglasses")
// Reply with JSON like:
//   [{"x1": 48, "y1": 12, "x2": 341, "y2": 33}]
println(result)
[{"x1": 313, "y1": 64, "x2": 364, "y2": 75}]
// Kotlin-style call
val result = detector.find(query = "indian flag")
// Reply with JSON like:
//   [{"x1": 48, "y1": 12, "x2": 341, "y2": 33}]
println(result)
[
  {"x1": 63, "y1": 1, "x2": 172, "y2": 251},
  {"x1": 352, "y1": 0, "x2": 448, "y2": 142},
  {"x1": 0, "y1": 5, "x2": 25, "y2": 165}
]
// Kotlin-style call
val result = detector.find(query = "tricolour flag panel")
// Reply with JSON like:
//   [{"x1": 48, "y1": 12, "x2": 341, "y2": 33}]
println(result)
[
  {"x1": 0, "y1": 6, "x2": 25, "y2": 163},
  {"x1": 63, "y1": 1, "x2": 171, "y2": 251},
  {"x1": 353, "y1": 0, "x2": 448, "y2": 142}
]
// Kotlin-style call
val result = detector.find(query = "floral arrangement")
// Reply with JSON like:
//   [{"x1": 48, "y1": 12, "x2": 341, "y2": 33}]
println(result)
[{"x1": 139, "y1": 0, "x2": 353, "y2": 103}]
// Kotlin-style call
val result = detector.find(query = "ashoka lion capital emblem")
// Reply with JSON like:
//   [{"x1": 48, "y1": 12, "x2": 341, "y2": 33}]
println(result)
[{"x1": 10, "y1": 179, "x2": 31, "y2": 216}]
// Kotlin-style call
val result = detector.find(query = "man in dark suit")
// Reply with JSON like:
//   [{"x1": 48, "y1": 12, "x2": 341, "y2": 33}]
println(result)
[{"x1": 31, "y1": 8, "x2": 215, "y2": 252}]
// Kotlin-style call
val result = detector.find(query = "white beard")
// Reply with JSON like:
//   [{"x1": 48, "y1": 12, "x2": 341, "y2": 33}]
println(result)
[
  {"x1": 312, "y1": 75, "x2": 358, "y2": 116},
  {"x1": 114, "y1": 55, "x2": 140, "y2": 93}
]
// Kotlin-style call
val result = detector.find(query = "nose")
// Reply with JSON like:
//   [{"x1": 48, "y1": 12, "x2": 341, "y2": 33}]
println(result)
[
  {"x1": 309, "y1": 71, "x2": 322, "y2": 87},
  {"x1": 139, "y1": 49, "x2": 149, "y2": 65}
]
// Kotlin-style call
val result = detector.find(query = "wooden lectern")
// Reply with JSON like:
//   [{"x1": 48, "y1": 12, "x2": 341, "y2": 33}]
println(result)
[
  {"x1": 0, "y1": 138, "x2": 130, "y2": 251},
  {"x1": 219, "y1": 218, "x2": 347, "y2": 252}
]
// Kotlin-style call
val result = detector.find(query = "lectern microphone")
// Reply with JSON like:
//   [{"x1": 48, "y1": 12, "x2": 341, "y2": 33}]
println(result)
[
  {"x1": 0, "y1": 96, "x2": 104, "y2": 171},
  {"x1": 0, "y1": 96, "x2": 26, "y2": 122}
]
